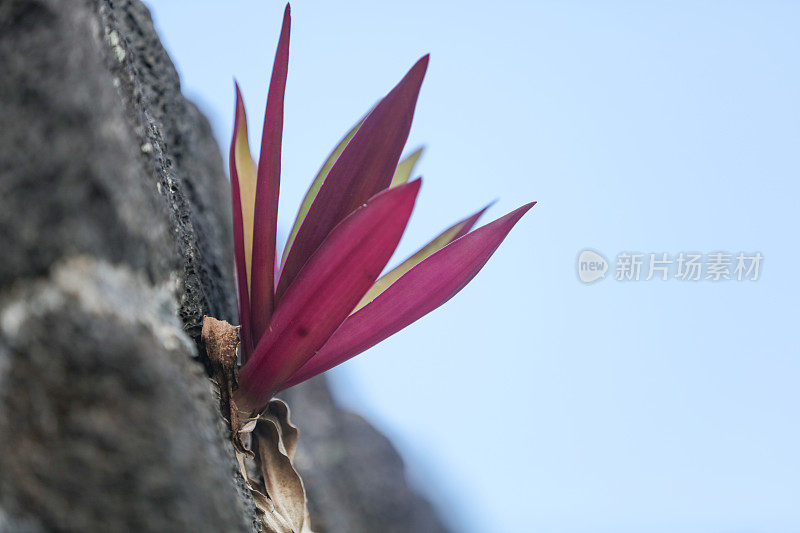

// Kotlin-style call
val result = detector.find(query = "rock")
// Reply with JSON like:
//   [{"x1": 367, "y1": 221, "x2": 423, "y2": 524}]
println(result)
[
  {"x1": 0, "y1": 0, "x2": 253, "y2": 530},
  {"x1": 0, "y1": 258, "x2": 253, "y2": 532},
  {"x1": 0, "y1": 0, "x2": 449, "y2": 531},
  {"x1": 282, "y1": 379, "x2": 449, "y2": 533},
  {"x1": 0, "y1": 0, "x2": 175, "y2": 290},
  {"x1": 99, "y1": 0, "x2": 237, "y2": 343}
]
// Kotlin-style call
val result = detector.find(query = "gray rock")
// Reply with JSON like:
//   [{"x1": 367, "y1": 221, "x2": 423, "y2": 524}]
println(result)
[
  {"x1": 98, "y1": 0, "x2": 237, "y2": 342},
  {"x1": 0, "y1": 0, "x2": 175, "y2": 289},
  {"x1": 0, "y1": 0, "x2": 449, "y2": 531},
  {"x1": 0, "y1": 258, "x2": 253, "y2": 532},
  {"x1": 0, "y1": 0, "x2": 254, "y2": 529}
]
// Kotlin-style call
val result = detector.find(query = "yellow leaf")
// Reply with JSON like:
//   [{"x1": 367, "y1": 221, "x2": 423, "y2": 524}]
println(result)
[
  {"x1": 389, "y1": 146, "x2": 424, "y2": 188},
  {"x1": 234, "y1": 99, "x2": 257, "y2": 293}
]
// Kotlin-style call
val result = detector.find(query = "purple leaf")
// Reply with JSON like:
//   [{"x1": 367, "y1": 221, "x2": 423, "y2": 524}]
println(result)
[
  {"x1": 275, "y1": 55, "x2": 429, "y2": 302},
  {"x1": 280, "y1": 202, "x2": 535, "y2": 390},
  {"x1": 236, "y1": 180, "x2": 422, "y2": 411},
  {"x1": 351, "y1": 202, "x2": 491, "y2": 314},
  {"x1": 250, "y1": 3, "x2": 290, "y2": 344}
]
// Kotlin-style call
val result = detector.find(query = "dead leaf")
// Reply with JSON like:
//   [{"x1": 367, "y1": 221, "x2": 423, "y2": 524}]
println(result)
[
  {"x1": 202, "y1": 317, "x2": 312, "y2": 531},
  {"x1": 251, "y1": 399, "x2": 313, "y2": 532},
  {"x1": 201, "y1": 316, "x2": 250, "y2": 453},
  {"x1": 229, "y1": 399, "x2": 313, "y2": 532},
  {"x1": 239, "y1": 417, "x2": 258, "y2": 434},
  {"x1": 264, "y1": 399, "x2": 298, "y2": 460}
]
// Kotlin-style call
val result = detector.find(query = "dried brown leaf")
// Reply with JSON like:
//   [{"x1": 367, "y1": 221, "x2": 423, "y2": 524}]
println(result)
[
  {"x1": 250, "y1": 485, "x2": 296, "y2": 533},
  {"x1": 264, "y1": 398, "x2": 298, "y2": 460},
  {"x1": 252, "y1": 399, "x2": 313, "y2": 533},
  {"x1": 203, "y1": 317, "x2": 311, "y2": 531},
  {"x1": 202, "y1": 316, "x2": 253, "y2": 454}
]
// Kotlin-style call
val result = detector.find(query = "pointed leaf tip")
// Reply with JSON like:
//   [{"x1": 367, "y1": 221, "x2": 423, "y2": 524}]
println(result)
[
  {"x1": 453, "y1": 200, "x2": 495, "y2": 240},
  {"x1": 250, "y1": 5, "x2": 291, "y2": 345},
  {"x1": 283, "y1": 3, "x2": 291, "y2": 27},
  {"x1": 276, "y1": 57, "x2": 429, "y2": 302},
  {"x1": 390, "y1": 146, "x2": 425, "y2": 188},
  {"x1": 280, "y1": 201, "x2": 535, "y2": 389}
]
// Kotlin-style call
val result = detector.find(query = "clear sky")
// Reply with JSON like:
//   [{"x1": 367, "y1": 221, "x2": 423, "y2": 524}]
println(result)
[{"x1": 145, "y1": 2, "x2": 800, "y2": 532}]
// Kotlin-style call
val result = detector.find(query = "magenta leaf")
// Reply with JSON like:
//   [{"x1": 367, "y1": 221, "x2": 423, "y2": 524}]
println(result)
[
  {"x1": 351, "y1": 202, "x2": 492, "y2": 314},
  {"x1": 236, "y1": 180, "x2": 423, "y2": 410},
  {"x1": 250, "y1": 3, "x2": 291, "y2": 345},
  {"x1": 453, "y1": 201, "x2": 494, "y2": 240},
  {"x1": 275, "y1": 55, "x2": 429, "y2": 302},
  {"x1": 279, "y1": 202, "x2": 535, "y2": 390}
]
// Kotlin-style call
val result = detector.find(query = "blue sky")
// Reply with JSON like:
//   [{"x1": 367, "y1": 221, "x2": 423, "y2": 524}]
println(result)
[{"x1": 145, "y1": 2, "x2": 800, "y2": 532}]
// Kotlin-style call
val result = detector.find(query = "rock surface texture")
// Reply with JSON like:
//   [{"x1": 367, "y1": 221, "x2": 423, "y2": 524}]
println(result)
[{"x1": 0, "y1": 0, "x2": 448, "y2": 532}]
